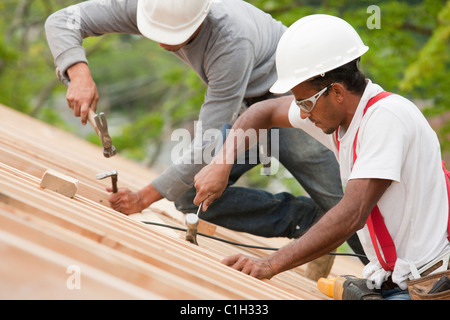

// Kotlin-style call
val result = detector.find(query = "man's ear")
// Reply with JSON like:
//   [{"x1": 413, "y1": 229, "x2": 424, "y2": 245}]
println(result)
[{"x1": 332, "y1": 83, "x2": 345, "y2": 103}]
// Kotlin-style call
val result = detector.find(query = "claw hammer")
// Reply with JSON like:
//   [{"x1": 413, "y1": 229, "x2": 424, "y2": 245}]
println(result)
[
  {"x1": 56, "y1": 68, "x2": 117, "y2": 158},
  {"x1": 96, "y1": 170, "x2": 118, "y2": 193}
]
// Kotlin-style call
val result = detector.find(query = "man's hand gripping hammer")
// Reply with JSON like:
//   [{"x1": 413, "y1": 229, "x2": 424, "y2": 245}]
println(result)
[{"x1": 56, "y1": 68, "x2": 117, "y2": 158}]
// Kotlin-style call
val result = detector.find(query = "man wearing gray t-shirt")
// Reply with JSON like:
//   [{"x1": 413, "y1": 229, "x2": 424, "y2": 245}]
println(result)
[{"x1": 45, "y1": 0, "x2": 364, "y2": 257}]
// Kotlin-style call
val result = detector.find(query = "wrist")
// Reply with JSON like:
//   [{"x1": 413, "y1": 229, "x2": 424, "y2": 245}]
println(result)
[
  {"x1": 266, "y1": 255, "x2": 279, "y2": 275},
  {"x1": 209, "y1": 161, "x2": 233, "y2": 184},
  {"x1": 211, "y1": 155, "x2": 234, "y2": 172},
  {"x1": 138, "y1": 183, "x2": 163, "y2": 209},
  {"x1": 67, "y1": 62, "x2": 91, "y2": 81}
]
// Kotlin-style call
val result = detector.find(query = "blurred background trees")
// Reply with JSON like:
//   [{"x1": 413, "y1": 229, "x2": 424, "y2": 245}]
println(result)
[{"x1": 1, "y1": 0, "x2": 449, "y2": 195}]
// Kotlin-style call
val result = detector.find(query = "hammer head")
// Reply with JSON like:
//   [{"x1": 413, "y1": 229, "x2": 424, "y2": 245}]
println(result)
[
  {"x1": 185, "y1": 213, "x2": 199, "y2": 245},
  {"x1": 94, "y1": 113, "x2": 117, "y2": 158},
  {"x1": 96, "y1": 170, "x2": 118, "y2": 192}
]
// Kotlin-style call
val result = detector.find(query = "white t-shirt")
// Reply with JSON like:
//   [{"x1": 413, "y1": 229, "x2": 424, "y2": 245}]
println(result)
[{"x1": 288, "y1": 80, "x2": 450, "y2": 289}]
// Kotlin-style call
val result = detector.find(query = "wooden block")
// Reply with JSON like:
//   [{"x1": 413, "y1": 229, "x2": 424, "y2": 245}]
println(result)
[
  {"x1": 305, "y1": 253, "x2": 336, "y2": 281},
  {"x1": 40, "y1": 169, "x2": 79, "y2": 198}
]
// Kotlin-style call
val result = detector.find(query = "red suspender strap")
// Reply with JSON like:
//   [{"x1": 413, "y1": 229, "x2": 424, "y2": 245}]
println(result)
[
  {"x1": 366, "y1": 207, "x2": 397, "y2": 271},
  {"x1": 359, "y1": 92, "x2": 396, "y2": 271},
  {"x1": 363, "y1": 92, "x2": 395, "y2": 111},
  {"x1": 338, "y1": 91, "x2": 450, "y2": 270},
  {"x1": 341, "y1": 92, "x2": 396, "y2": 271},
  {"x1": 335, "y1": 92, "x2": 394, "y2": 168},
  {"x1": 443, "y1": 161, "x2": 450, "y2": 242}
]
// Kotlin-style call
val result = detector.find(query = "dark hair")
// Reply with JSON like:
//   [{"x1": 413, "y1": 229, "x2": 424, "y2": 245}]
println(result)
[{"x1": 307, "y1": 58, "x2": 367, "y2": 95}]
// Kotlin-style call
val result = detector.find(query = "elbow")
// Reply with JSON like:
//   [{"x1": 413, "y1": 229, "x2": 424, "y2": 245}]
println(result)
[
  {"x1": 352, "y1": 204, "x2": 374, "y2": 232},
  {"x1": 337, "y1": 202, "x2": 371, "y2": 235},
  {"x1": 353, "y1": 216, "x2": 368, "y2": 232},
  {"x1": 44, "y1": 12, "x2": 61, "y2": 61},
  {"x1": 44, "y1": 11, "x2": 59, "y2": 35},
  {"x1": 249, "y1": 96, "x2": 291, "y2": 130},
  {"x1": 45, "y1": 7, "x2": 72, "y2": 37},
  {"x1": 237, "y1": 102, "x2": 272, "y2": 131}
]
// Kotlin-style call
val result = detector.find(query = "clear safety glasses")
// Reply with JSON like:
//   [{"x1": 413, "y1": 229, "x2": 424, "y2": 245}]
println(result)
[{"x1": 295, "y1": 83, "x2": 335, "y2": 113}]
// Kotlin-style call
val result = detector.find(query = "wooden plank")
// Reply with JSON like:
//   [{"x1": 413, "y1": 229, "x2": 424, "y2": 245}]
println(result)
[
  {"x1": 0, "y1": 206, "x2": 228, "y2": 300},
  {"x1": 0, "y1": 161, "x2": 330, "y2": 299},
  {"x1": 0, "y1": 227, "x2": 162, "y2": 300},
  {"x1": 0, "y1": 164, "x2": 304, "y2": 299}
]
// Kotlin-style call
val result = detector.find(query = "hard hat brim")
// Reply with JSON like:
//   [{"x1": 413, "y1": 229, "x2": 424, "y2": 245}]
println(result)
[
  {"x1": 270, "y1": 78, "x2": 300, "y2": 95},
  {"x1": 136, "y1": 0, "x2": 209, "y2": 45}
]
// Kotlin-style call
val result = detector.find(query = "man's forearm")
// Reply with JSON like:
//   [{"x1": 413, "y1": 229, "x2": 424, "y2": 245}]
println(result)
[
  {"x1": 267, "y1": 178, "x2": 392, "y2": 275},
  {"x1": 214, "y1": 96, "x2": 293, "y2": 165},
  {"x1": 67, "y1": 62, "x2": 91, "y2": 80},
  {"x1": 139, "y1": 183, "x2": 164, "y2": 207},
  {"x1": 268, "y1": 201, "x2": 359, "y2": 274}
]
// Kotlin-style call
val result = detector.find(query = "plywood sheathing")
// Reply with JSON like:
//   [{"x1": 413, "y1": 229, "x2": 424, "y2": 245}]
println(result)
[{"x1": 0, "y1": 104, "x2": 363, "y2": 299}]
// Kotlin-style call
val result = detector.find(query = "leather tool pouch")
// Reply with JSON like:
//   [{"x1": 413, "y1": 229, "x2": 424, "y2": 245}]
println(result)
[{"x1": 407, "y1": 270, "x2": 450, "y2": 300}]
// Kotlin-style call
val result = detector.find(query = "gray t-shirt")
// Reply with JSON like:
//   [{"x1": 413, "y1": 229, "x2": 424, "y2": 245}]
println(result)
[{"x1": 45, "y1": 0, "x2": 286, "y2": 200}]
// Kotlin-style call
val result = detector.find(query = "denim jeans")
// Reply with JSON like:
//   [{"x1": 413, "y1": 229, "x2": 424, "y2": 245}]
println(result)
[
  {"x1": 175, "y1": 125, "x2": 366, "y2": 262},
  {"x1": 381, "y1": 288, "x2": 411, "y2": 300}
]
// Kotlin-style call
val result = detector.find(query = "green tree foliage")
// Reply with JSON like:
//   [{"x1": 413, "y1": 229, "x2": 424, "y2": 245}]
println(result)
[{"x1": 1, "y1": 1, "x2": 61, "y2": 114}]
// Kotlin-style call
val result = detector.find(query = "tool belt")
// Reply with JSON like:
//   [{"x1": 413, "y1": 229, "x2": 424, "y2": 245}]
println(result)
[{"x1": 407, "y1": 270, "x2": 450, "y2": 300}]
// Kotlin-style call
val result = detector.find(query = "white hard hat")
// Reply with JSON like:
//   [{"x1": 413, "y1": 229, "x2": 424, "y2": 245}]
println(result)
[
  {"x1": 137, "y1": 0, "x2": 211, "y2": 45},
  {"x1": 270, "y1": 14, "x2": 369, "y2": 94}
]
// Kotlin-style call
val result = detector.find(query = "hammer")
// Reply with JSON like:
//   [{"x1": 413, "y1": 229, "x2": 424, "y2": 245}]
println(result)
[
  {"x1": 96, "y1": 170, "x2": 118, "y2": 193},
  {"x1": 56, "y1": 68, "x2": 117, "y2": 158},
  {"x1": 185, "y1": 202, "x2": 202, "y2": 245},
  {"x1": 92, "y1": 112, "x2": 117, "y2": 158}
]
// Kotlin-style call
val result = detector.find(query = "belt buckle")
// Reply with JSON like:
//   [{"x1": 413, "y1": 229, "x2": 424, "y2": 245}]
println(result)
[{"x1": 381, "y1": 276, "x2": 399, "y2": 290}]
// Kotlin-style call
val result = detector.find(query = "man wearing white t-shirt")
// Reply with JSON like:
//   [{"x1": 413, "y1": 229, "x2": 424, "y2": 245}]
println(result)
[{"x1": 193, "y1": 15, "x2": 450, "y2": 300}]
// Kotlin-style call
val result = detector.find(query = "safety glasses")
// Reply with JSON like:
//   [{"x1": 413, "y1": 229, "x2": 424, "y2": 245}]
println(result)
[{"x1": 295, "y1": 83, "x2": 334, "y2": 113}]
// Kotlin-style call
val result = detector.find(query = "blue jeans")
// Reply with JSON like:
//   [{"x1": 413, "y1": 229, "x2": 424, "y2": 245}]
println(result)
[
  {"x1": 381, "y1": 288, "x2": 411, "y2": 300},
  {"x1": 175, "y1": 126, "x2": 366, "y2": 261}
]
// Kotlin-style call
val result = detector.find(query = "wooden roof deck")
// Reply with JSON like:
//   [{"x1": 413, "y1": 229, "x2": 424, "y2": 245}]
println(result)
[{"x1": 0, "y1": 104, "x2": 363, "y2": 300}]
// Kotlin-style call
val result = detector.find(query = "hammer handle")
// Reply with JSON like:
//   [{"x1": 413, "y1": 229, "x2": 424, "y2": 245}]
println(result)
[
  {"x1": 88, "y1": 109, "x2": 101, "y2": 137},
  {"x1": 111, "y1": 176, "x2": 118, "y2": 193}
]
